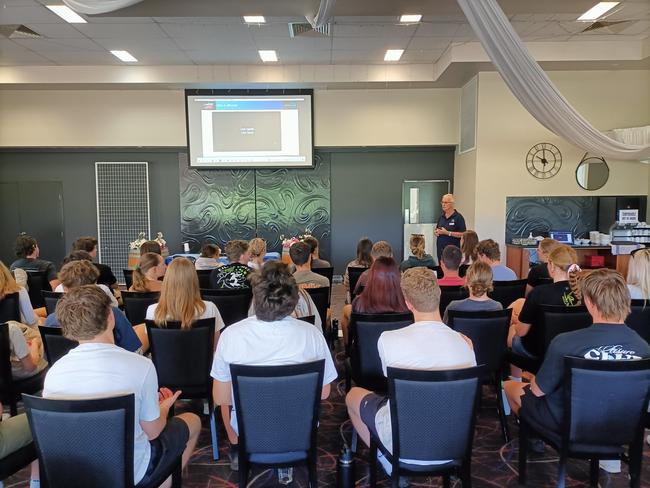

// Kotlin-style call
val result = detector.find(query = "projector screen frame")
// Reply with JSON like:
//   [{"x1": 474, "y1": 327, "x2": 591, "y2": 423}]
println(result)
[{"x1": 184, "y1": 88, "x2": 315, "y2": 169}]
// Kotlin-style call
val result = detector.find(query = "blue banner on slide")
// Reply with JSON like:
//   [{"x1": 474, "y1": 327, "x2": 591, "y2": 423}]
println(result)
[{"x1": 214, "y1": 100, "x2": 287, "y2": 110}]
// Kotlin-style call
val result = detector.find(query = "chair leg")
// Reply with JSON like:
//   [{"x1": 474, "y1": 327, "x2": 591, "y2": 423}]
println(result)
[
  {"x1": 443, "y1": 474, "x2": 451, "y2": 488},
  {"x1": 238, "y1": 454, "x2": 248, "y2": 488},
  {"x1": 629, "y1": 444, "x2": 643, "y2": 488},
  {"x1": 209, "y1": 403, "x2": 219, "y2": 461},
  {"x1": 171, "y1": 458, "x2": 182, "y2": 488},
  {"x1": 495, "y1": 375, "x2": 510, "y2": 443},
  {"x1": 556, "y1": 455, "x2": 567, "y2": 488},
  {"x1": 518, "y1": 420, "x2": 528, "y2": 485},
  {"x1": 460, "y1": 463, "x2": 472, "y2": 488},
  {"x1": 369, "y1": 439, "x2": 378, "y2": 487},
  {"x1": 351, "y1": 429, "x2": 358, "y2": 453},
  {"x1": 589, "y1": 458, "x2": 599, "y2": 487},
  {"x1": 308, "y1": 451, "x2": 318, "y2": 488}
]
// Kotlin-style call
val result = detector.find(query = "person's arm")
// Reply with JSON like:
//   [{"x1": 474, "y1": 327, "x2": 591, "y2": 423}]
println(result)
[
  {"x1": 321, "y1": 383, "x2": 331, "y2": 400},
  {"x1": 140, "y1": 388, "x2": 181, "y2": 440},
  {"x1": 515, "y1": 321, "x2": 531, "y2": 337},
  {"x1": 9, "y1": 325, "x2": 37, "y2": 373},
  {"x1": 213, "y1": 379, "x2": 232, "y2": 405}
]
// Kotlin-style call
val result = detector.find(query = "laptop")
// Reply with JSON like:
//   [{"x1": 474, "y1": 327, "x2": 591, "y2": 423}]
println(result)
[{"x1": 549, "y1": 231, "x2": 573, "y2": 244}]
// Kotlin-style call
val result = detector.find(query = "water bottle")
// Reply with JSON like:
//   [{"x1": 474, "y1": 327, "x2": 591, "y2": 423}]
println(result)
[
  {"x1": 337, "y1": 445, "x2": 355, "y2": 488},
  {"x1": 332, "y1": 318, "x2": 339, "y2": 342},
  {"x1": 278, "y1": 467, "x2": 293, "y2": 485}
]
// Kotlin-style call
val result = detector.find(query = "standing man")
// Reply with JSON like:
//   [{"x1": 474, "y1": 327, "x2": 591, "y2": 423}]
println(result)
[{"x1": 434, "y1": 194, "x2": 466, "y2": 262}]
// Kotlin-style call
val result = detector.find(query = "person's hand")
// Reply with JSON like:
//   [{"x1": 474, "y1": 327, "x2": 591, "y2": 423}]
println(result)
[
  {"x1": 434, "y1": 227, "x2": 443, "y2": 237},
  {"x1": 158, "y1": 388, "x2": 181, "y2": 410}
]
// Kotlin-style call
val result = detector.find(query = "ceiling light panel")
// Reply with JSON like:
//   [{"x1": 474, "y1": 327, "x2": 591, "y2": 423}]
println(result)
[
  {"x1": 384, "y1": 49, "x2": 404, "y2": 61},
  {"x1": 258, "y1": 49, "x2": 278, "y2": 62},
  {"x1": 400, "y1": 14, "x2": 422, "y2": 23},
  {"x1": 46, "y1": 5, "x2": 87, "y2": 23},
  {"x1": 578, "y1": 2, "x2": 620, "y2": 21},
  {"x1": 110, "y1": 50, "x2": 138, "y2": 62},
  {"x1": 244, "y1": 16, "x2": 266, "y2": 23}
]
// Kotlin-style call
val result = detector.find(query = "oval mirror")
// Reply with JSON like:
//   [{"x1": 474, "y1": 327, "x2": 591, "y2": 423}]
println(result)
[{"x1": 576, "y1": 156, "x2": 609, "y2": 191}]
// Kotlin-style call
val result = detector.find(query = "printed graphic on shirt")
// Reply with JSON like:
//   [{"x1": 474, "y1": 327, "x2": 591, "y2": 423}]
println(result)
[
  {"x1": 214, "y1": 264, "x2": 250, "y2": 289},
  {"x1": 561, "y1": 291, "x2": 577, "y2": 307},
  {"x1": 584, "y1": 345, "x2": 642, "y2": 361}
]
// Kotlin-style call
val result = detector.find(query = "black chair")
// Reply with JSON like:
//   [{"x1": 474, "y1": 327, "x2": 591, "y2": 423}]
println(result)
[
  {"x1": 345, "y1": 312, "x2": 414, "y2": 392},
  {"x1": 627, "y1": 299, "x2": 650, "y2": 344},
  {"x1": 519, "y1": 357, "x2": 650, "y2": 488},
  {"x1": 121, "y1": 291, "x2": 159, "y2": 325},
  {"x1": 196, "y1": 270, "x2": 212, "y2": 290},
  {"x1": 26, "y1": 271, "x2": 51, "y2": 309},
  {"x1": 0, "y1": 442, "x2": 37, "y2": 485},
  {"x1": 38, "y1": 326, "x2": 78, "y2": 365},
  {"x1": 41, "y1": 291, "x2": 64, "y2": 316},
  {"x1": 200, "y1": 288, "x2": 252, "y2": 327},
  {"x1": 439, "y1": 285, "x2": 469, "y2": 317},
  {"x1": 348, "y1": 267, "x2": 366, "y2": 301},
  {"x1": 488, "y1": 279, "x2": 527, "y2": 308},
  {"x1": 311, "y1": 267, "x2": 333, "y2": 304},
  {"x1": 0, "y1": 292, "x2": 21, "y2": 323},
  {"x1": 230, "y1": 360, "x2": 325, "y2": 488},
  {"x1": 432, "y1": 266, "x2": 444, "y2": 279},
  {"x1": 299, "y1": 315, "x2": 316, "y2": 325},
  {"x1": 145, "y1": 317, "x2": 219, "y2": 460},
  {"x1": 304, "y1": 287, "x2": 329, "y2": 334},
  {"x1": 0, "y1": 323, "x2": 45, "y2": 416},
  {"x1": 459, "y1": 264, "x2": 469, "y2": 278},
  {"x1": 122, "y1": 269, "x2": 133, "y2": 290},
  {"x1": 447, "y1": 309, "x2": 513, "y2": 442},
  {"x1": 369, "y1": 366, "x2": 484, "y2": 488},
  {"x1": 23, "y1": 393, "x2": 182, "y2": 488}
]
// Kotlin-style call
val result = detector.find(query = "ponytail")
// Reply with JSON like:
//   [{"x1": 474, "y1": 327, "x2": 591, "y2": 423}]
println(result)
[
  {"x1": 410, "y1": 235, "x2": 426, "y2": 260},
  {"x1": 130, "y1": 252, "x2": 161, "y2": 292}
]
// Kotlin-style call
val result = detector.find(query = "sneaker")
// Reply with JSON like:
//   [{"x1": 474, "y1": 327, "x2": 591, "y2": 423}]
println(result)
[
  {"x1": 278, "y1": 467, "x2": 293, "y2": 485},
  {"x1": 229, "y1": 445, "x2": 239, "y2": 471},
  {"x1": 599, "y1": 459, "x2": 621, "y2": 473}
]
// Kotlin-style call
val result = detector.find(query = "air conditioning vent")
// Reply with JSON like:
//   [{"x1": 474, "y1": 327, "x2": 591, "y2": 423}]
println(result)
[
  {"x1": 288, "y1": 22, "x2": 331, "y2": 38},
  {"x1": 0, "y1": 24, "x2": 42, "y2": 39}
]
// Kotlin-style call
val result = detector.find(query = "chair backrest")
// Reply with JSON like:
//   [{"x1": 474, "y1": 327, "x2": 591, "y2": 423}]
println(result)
[
  {"x1": 432, "y1": 266, "x2": 444, "y2": 279},
  {"x1": 564, "y1": 357, "x2": 650, "y2": 449},
  {"x1": 347, "y1": 266, "x2": 366, "y2": 300},
  {"x1": 0, "y1": 293, "x2": 21, "y2": 323},
  {"x1": 488, "y1": 279, "x2": 527, "y2": 308},
  {"x1": 304, "y1": 287, "x2": 329, "y2": 329},
  {"x1": 523, "y1": 305, "x2": 592, "y2": 358},
  {"x1": 447, "y1": 309, "x2": 513, "y2": 375},
  {"x1": 196, "y1": 269, "x2": 213, "y2": 290},
  {"x1": 627, "y1": 299, "x2": 650, "y2": 344},
  {"x1": 387, "y1": 366, "x2": 483, "y2": 463},
  {"x1": 122, "y1": 269, "x2": 133, "y2": 290},
  {"x1": 439, "y1": 285, "x2": 469, "y2": 316},
  {"x1": 349, "y1": 312, "x2": 414, "y2": 391},
  {"x1": 38, "y1": 326, "x2": 78, "y2": 365},
  {"x1": 0, "y1": 323, "x2": 15, "y2": 398},
  {"x1": 535, "y1": 277, "x2": 553, "y2": 287},
  {"x1": 459, "y1": 264, "x2": 469, "y2": 278},
  {"x1": 26, "y1": 271, "x2": 51, "y2": 309},
  {"x1": 300, "y1": 315, "x2": 315, "y2": 325},
  {"x1": 231, "y1": 360, "x2": 324, "y2": 456},
  {"x1": 42, "y1": 291, "x2": 64, "y2": 316},
  {"x1": 24, "y1": 393, "x2": 135, "y2": 488},
  {"x1": 200, "y1": 288, "x2": 252, "y2": 327},
  {"x1": 311, "y1": 267, "x2": 333, "y2": 304},
  {"x1": 145, "y1": 318, "x2": 215, "y2": 393},
  {"x1": 120, "y1": 291, "x2": 159, "y2": 325}
]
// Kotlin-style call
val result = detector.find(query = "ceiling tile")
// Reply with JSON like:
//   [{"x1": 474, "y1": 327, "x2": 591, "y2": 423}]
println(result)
[
  {"x1": 22, "y1": 23, "x2": 86, "y2": 39},
  {"x1": 12, "y1": 38, "x2": 104, "y2": 52},
  {"x1": 0, "y1": 4, "x2": 62, "y2": 23},
  {"x1": 159, "y1": 22, "x2": 251, "y2": 40},
  {"x1": 332, "y1": 23, "x2": 417, "y2": 38},
  {"x1": 414, "y1": 22, "x2": 462, "y2": 37},
  {"x1": 251, "y1": 37, "x2": 331, "y2": 51},
  {"x1": 91, "y1": 37, "x2": 180, "y2": 52},
  {"x1": 173, "y1": 34, "x2": 256, "y2": 51},
  {"x1": 331, "y1": 49, "x2": 387, "y2": 63},
  {"x1": 74, "y1": 22, "x2": 168, "y2": 38},
  {"x1": 37, "y1": 50, "x2": 120, "y2": 64},
  {"x1": 402, "y1": 49, "x2": 446, "y2": 63},
  {"x1": 332, "y1": 36, "x2": 406, "y2": 51},
  {"x1": 184, "y1": 49, "x2": 259, "y2": 64},
  {"x1": 408, "y1": 37, "x2": 452, "y2": 50},
  {"x1": 275, "y1": 50, "x2": 331, "y2": 64}
]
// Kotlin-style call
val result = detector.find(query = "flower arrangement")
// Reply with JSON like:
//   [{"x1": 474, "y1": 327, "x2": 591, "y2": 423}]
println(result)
[{"x1": 280, "y1": 231, "x2": 312, "y2": 250}]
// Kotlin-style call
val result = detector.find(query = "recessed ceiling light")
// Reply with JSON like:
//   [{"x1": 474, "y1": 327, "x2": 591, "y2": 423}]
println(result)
[
  {"x1": 258, "y1": 50, "x2": 278, "y2": 62},
  {"x1": 400, "y1": 14, "x2": 422, "y2": 23},
  {"x1": 244, "y1": 16, "x2": 266, "y2": 23},
  {"x1": 110, "y1": 50, "x2": 138, "y2": 63},
  {"x1": 46, "y1": 5, "x2": 87, "y2": 23},
  {"x1": 384, "y1": 49, "x2": 404, "y2": 62},
  {"x1": 577, "y1": 2, "x2": 620, "y2": 21}
]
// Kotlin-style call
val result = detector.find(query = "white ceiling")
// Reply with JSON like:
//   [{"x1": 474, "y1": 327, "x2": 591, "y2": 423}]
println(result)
[{"x1": 0, "y1": 0, "x2": 649, "y2": 68}]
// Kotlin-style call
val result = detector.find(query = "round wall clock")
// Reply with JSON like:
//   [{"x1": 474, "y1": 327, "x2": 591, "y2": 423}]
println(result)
[{"x1": 525, "y1": 142, "x2": 562, "y2": 179}]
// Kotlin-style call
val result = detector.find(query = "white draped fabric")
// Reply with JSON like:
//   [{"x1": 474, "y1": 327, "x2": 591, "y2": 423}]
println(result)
[
  {"x1": 63, "y1": 0, "x2": 143, "y2": 15},
  {"x1": 456, "y1": 0, "x2": 650, "y2": 161},
  {"x1": 306, "y1": 0, "x2": 337, "y2": 29}
]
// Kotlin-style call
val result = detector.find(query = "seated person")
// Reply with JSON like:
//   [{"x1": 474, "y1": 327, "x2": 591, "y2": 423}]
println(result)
[
  {"x1": 341, "y1": 256, "x2": 410, "y2": 345},
  {"x1": 72, "y1": 236, "x2": 117, "y2": 289},
  {"x1": 211, "y1": 261, "x2": 337, "y2": 472},
  {"x1": 476, "y1": 239, "x2": 517, "y2": 281},
  {"x1": 195, "y1": 243, "x2": 222, "y2": 271},
  {"x1": 43, "y1": 286, "x2": 201, "y2": 487},
  {"x1": 130, "y1": 252, "x2": 166, "y2": 293},
  {"x1": 0, "y1": 402, "x2": 39, "y2": 488},
  {"x1": 399, "y1": 234, "x2": 436, "y2": 272},
  {"x1": 10, "y1": 234, "x2": 59, "y2": 291},
  {"x1": 140, "y1": 240, "x2": 162, "y2": 255},
  {"x1": 443, "y1": 261, "x2": 502, "y2": 324},
  {"x1": 460, "y1": 230, "x2": 479, "y2": 266},
  {"x1": 0, "y1": 260, "x2": 39, "y2": 327},
  {"x1": 45, "y1": 260, "x2": 143, "y2": 354},
  {"x1": 210, "y1": 240, "x2": 252, "y2": 289},
  {"x1": 247, "y1": 238, "x2": 266, "y2": 270},
  {"x1": 526, "y1": 238, "x2": 559, "y2": 293},
  {"x1": 54, "y1": 260, "x2": 118, "y2": 308},
  {"x1": 290, "y1": 242, "x2": 329, "y2": 288},
  {"x1": 6, "y1": 319, "x2": 47, "y2": 380},
  {"x1": 344, "y1": 237, "x2": 373, "y2": 304},
  {"x1": 303, "y1": 236, "x2": 331, "y2": 268},
  {"x1": 437, "y1": 245, "x2": 465, "y2": 286},
  {"x1": 626, "y1": 248, "x2": 650, "y2": 299},
  {"x1": 355, "y1": 240, "x2": 393, "y2": 295},
  {"x1": 345, "y1": 267, "x2": 476, "y2": 470}
]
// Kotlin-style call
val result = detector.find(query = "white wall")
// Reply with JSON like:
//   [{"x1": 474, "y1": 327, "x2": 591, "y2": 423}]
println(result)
[
  {"x1": 0, "y1": 88, "x2": 460, "y2": 147},
  {"x1": 470, "y1": 70, "x2": 650, "y2": 250}
]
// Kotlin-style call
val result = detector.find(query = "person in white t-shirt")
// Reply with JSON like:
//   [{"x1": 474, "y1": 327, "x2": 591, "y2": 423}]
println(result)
[
  {"x1": 345, "y1": 266, "x2": 476, "y2": 470},
  {"x1": 211, "y1": 261, "x2": 337, "y2": 473},
  {"x1": 43, "y1": 286, "x2": 201, "y2": 487}
]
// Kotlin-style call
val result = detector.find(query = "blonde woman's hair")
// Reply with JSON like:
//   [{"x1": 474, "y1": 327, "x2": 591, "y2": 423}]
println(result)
[
  {"x1": 131, "y1": 252, "x2": 162, "y2": 292},
  {"x1": 465, "y1": 261, "x2": 493, "y2": 297},
  {"x1": 409, "y1": 234, "x2": 426, "y2": 260},
  {"x1": 248, "y1": 238, "x2": 267, "y2": 258},
  {"x1": 0, "y1": 261, "x2": 20, "y2": 299},
  {"x1": 548, "y1": 245, "x2": 578, "y2": 272},
  {"x1": 538, "y1": 238, "x2": 560, "y2": 257},
  {"x1": 627, "y1": 248, "x2": 650, "y2": 299},
  {"x1": 154, "y1": 257, "x2": 205, "y2": 329}
]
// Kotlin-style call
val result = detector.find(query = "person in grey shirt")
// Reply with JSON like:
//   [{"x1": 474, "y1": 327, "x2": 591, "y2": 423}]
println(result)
[{"x1": 443, "y1": 261, "x2": 502, "y2": 323}]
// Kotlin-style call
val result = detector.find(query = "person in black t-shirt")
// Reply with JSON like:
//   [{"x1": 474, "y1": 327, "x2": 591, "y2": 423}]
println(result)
[
  {"x1": 434, "y1": 194, "x2": 466, "y2": 262},
  {"x1": 526, "y1": 238, "x2": 559, "y2": 293},
  {"x1": 210, "y1": 240, "x2": 252, "y2": 289},
  {"x1": 504, "y1": 268, "x2": 650, "y2": 436},
  {"x1": 10, "y1": 234, "x2": 59, "y2": 290}
]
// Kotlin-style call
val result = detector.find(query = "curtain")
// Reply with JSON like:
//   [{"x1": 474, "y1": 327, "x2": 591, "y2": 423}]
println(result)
[
  {"x1": 456, "y1": 0, "x2": 650, "y2": 161},
  {"x1": 306, "y1": 0, "x2": 337, "y2": 29},
  {"x1": 63, "y1": 0, "x2": 144, "y2": 14}
]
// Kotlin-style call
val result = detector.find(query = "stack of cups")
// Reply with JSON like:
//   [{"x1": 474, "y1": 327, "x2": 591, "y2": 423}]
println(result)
[{"x1": 589, "y1": 231, "x2": 600, "y2": 245}]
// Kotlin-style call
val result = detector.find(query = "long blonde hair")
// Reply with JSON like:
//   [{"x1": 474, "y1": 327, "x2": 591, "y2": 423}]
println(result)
[
  {"x1": 465, "y1": 261, "x2": 493, "y2": 297},
  {"x1": 627, "y1": 249, "x2": 650, "y2": 299},
  {"x1": 0, "y1": 261, "x2": 20, "y2": 299},
  {"x1": 132, "y1": 253, "x2": 162, "y2": 292},
  {"x1": 154, "y1": 257, "x2": 205, "y2": 329},
  {"x1": 410, "y1": 234, "x2": 426, "y2": 260}
]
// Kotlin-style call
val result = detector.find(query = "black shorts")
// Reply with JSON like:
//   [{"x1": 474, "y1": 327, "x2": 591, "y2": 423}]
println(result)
[
  {"x1": 138, "y1": 417, "x2": 189, "y2": 486},
  {"x1": 520, "y1": 385, "x2": 560, "y2": 433},
  {"x1": 359, "y1": 393, "x2": 388, "y2": 442}
]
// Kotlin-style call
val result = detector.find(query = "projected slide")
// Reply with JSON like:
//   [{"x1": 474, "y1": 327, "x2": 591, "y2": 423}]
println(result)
[{"x1": 186, "y1": 94, "x2": 313, "y2": 168}]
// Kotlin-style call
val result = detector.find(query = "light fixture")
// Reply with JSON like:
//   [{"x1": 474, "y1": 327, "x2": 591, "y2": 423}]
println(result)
[
  {"x1": 384, "y1": 49, "x2": 404, "y2": 62},
  {"x1": 110, "y1": 50, "x2": 138, "y2": 62},
  {"x1": 577, "y1": 2, "x2": 620, "y2": 21},
  {"x1": 244, "y1": 16, "x2": 266, "y2": 23},
  {"x1": 400, "y1": 14, "x2": 422, "y2": 23},
  {"x1": 46, "y1": 5, "x2": 87, "y2": 23},
  {"x1": 258, "y1": 50, "x2": 278, "y2": 62}
]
